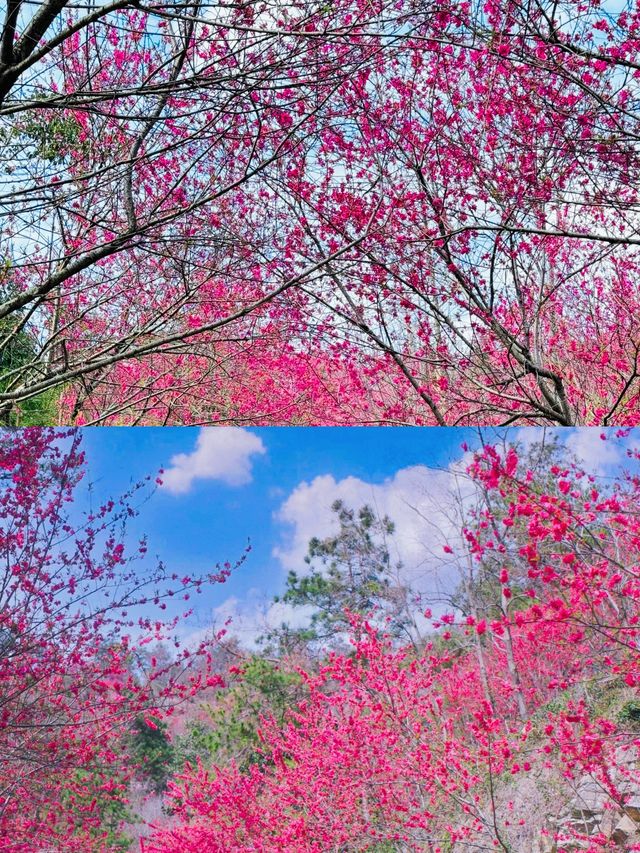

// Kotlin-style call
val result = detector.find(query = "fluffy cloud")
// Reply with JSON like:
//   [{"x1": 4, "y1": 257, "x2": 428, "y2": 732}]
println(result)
[
  {"x1": 182, "y1": 595, "x2": 316, "y2": 651},
  {"x1": 515, "y1": 426, "x2": 623, "y2": 476},
  {"x1": 273, "y1": 462, "x2": 475, "y2": 601},
  {"x1": 160, "y1": 428, "x2": 265, "y2": 494},
  {"x1": 183, "y1": 460, "x2": 478, "y2": 649},
  {"x1": 565, "y1": 428, "x2": 622, "y2": 474}
]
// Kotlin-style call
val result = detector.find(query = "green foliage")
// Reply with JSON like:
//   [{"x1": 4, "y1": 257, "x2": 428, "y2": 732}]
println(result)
[
  {"x1": 171, "y1": 719, "x2": 220, "y2": 770},
  {"x1": 267, "y1": 500, "x2": 413, "y2": 651},
  {"x1": 0, "y1": 108, "x2": 81, "y2": 426},
  {"x1": 129, "y1": 715, "x2": 175, "y2": 794},
  {"x1": 0, "y1": 274, "x2": 63, "y2": 425},
  {"x1": 531, "y1": 689, "x2": 573, "y2": 722},
  {"x1": 21, "y1": 113, "x2": 83, "y2": 164},
  {"x1": 618, "y1": 699, "x2": 640, "y2": 728},
  {"x1": 172, "y1": 658, "x2": 303, "y2": 773},
  {"x1": 10, "y1": 385, "x2": 62, "y2": 426},
  {"x1": 0, "y1": 274, "x2": 35, "y2": 373},
  {"x1": 59, "y1": 768, "x2": 134, "y2": 851},
  {"x1": 0, "y1": 102, "x2": 85, "y2": 167}
]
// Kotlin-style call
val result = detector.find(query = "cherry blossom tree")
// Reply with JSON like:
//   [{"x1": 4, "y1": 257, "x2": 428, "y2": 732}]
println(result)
[
  {"x1": 144, "y1": 436, "x2": 640, "y2": 852},
  {"x1": 2, "y1": 0, "x2": 640, "y2": 423},
  {"x1": 0, "y1": 0, "x2": 392, "y2": 424},
  {"x1": 0, "y1": 428, "x2": 239, "y2": 850}
]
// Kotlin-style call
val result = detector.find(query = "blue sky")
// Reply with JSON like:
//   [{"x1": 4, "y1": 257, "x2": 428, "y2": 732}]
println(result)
[
  {"x1": 77, "y1": 426, "x2": 631, "y2": 645},
  {"x1": 81, "y1": 428, "x2": 470, "y2": 599}
]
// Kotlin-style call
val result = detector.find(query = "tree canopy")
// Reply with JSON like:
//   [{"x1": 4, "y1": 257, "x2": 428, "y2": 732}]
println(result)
[{"x1": 2, "y1": 0, "x2": 640, "y2": 423}]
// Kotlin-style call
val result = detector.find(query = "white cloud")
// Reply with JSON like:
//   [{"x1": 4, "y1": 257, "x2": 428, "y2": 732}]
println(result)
[
  {"x1": 182, "y1": 594, "x2": 315, "y2": 651},
  {"x1": 266, "y1": 599, "x2": 316, "y2": 632},
  {"x1": 564, "y1": 428, "x2": 621, "y2": 475},
  {"x1": 273, "y1": 462, "x2": 475, "y2": 603},
  {"x1": 513, "y1": 426, "x2": 556, "y2": 454},
  {"x1": 160, "y1": 428, "x2": 266, "y2": 494},
  {"x1": 179, "y1": 461, "x2": 478, "y2": 651},
  {"x1": 514, "y1": 427, "x2": 623, "y2": 477}
]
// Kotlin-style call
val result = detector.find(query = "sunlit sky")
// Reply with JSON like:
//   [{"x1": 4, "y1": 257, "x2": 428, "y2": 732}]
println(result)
[{"x1": 77, "y1": 426, "x2": 629, "y2": 645}]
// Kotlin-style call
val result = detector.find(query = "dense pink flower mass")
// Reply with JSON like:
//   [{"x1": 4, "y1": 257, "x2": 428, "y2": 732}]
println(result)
[
  {"x1": 143, "y1": 439, "x2": 640, "y2": 852},
  {"x1": 1, "y1": 431, "x2": 639, "y2": 849},
  {"x1": 3, "y1": 0, "x2": 640, "y2": 424},
  {"x1": 0, "y1": 430, "x2": 237, "y2": 851}
]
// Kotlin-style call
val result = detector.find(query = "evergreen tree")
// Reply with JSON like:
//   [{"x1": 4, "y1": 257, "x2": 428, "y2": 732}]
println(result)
[{"x1": 267, "y1": 500, "x2": 416, "y2": 652}]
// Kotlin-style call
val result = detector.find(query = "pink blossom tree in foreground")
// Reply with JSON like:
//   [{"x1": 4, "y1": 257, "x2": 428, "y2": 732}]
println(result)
[
  {"x1": 2, "y1": 0, "x2": 640, "y2": 424},
  {"x1": 144, "y1": 436, "x2": 640, "y2": 852},
  {"x1": 0, "y1": 429, "x2": 240, "y2": 851}
]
